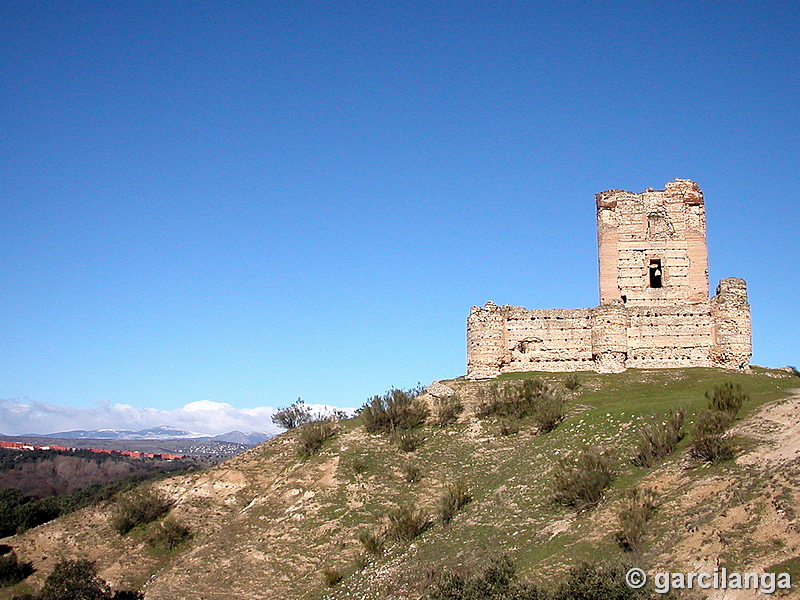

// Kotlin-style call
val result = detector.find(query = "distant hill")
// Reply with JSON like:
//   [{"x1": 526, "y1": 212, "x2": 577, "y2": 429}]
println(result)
[
  {"x1": 0, "y1": 435, "x2": 255, "y2": 458},
  {"x1": 31, "y1": 425, "x2": 201, "y2": 440},
  {"x1": 2, "y1": 367, "x2": 798, "y2": 600},
  {"x1": 2, "y1": 426, "x2": 274, "y2": 450},
  {"x1": 25, "y1": 426, "x2": 271, "y2": 445}
]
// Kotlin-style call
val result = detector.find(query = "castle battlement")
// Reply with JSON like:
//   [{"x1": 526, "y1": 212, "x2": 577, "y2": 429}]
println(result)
[{"x1": 466, "y1": 180, "x2": 752, "y2": 378}]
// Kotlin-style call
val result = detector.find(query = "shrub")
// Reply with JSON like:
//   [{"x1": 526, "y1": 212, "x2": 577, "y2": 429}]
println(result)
[
  {"x1": 706, "y1": 382, "x2": 747, "y2": 416},
  {"x1": 394, "y1": 432, "x2": 424, "y2": 452},
  {"x1": 358, "y1": 530, "x2": 385, "y2": 556},
  {"x1": 498, "y1": 421, "x2": 519, "y2": 436},
  {"x1": 439, "y1": 481, "x2": 472, "y2": 525},
  {"x1": 351, "y1": 455, "x2": 370, "y2": 476},
  {"x1": 402, "y1": 461, "x2": 421, "y2": 483},
  {"x1": 297, "y1": 420, "x2": 337, "y2": 457},
  {"x1": 563, "y1": 373, "x2": 582, "y2": 391},
  {"x1": 552, "y1": 561, "x2": 651, "y2": 600},
  {"x1": 322, "y1": 567, "x2": 344, "y2": 587},
  {"x1": 429, "y1": 555, "x2": 545, "y2": 600},
  {"x1": 534, "y1": 390, "x2": 567, "y2": 433},
  {"x1": 110, "y1": 487, "x2": 174, "y2": 535},
  {"x1": 433, "y1": 395, "x2": 464, "y2": 427},
  {"x1": 354, "y1": 553, "x2": 369, "y2": 570},
  {"x1": 690, "y1": 410, "x2": 735, "y2": 462},
  {"x1": 387, "y1": 504, "x2": 428, "y2": 542},
  {"x1": 146, "y1": 517, "x2": 192, "y2": 550},
  {"x1": 38, "y1": 559, "x2": 111, "y2": 600},
  {"x1": 553, "y1": 447, "x2": 615, "y2": 510},
  {"x1": 632, "y1": 410, "x2": 685, "y2": 467},
  {"x1": 476, "y1": 380, "x2": 565, "y2": 432},
  {"x1": 476, "y1": 380, "x2": 546, "y2": 419},
  {"x1": 0, "y1": 546, "x2": 34, "y2": 586},
  {"x1": 362, "y1": 387, "x2": 429, "y2": 433},
  {"x1": 615, "y1": 487, "x2": 658, "y2": 552},
  {"x1": 271, "y1": 398, "x2": 314, "y2": 429}
]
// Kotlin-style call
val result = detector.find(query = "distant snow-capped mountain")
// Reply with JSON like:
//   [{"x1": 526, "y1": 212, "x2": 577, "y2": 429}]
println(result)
[{"x1": 33, "y1": 426, "x2": 272, "y2": 445}]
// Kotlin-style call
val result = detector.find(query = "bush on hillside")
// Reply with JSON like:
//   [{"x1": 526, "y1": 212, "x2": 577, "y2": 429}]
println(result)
[
  {"x1": 402, "y1": 461, "x2": 421, "y2": 483},
  {"x1": 433, "y1": 394, "x2": 464, "y2": 427},
  {"x1": 632, "y1": 410, "x2": 684, "y2": 467},
  {"x1": 394, "y1": 431, "x2": 424, "y2": 452},
  {"x1": 429, "y1": 555, "x2": 545, "y2": 600},
  {"x1": 563, "y1": 373, "x2": 582, "y2": 391},
  {"x1": 706, "y1": 382, "x2": 747, "y2": 416},
  {"x1": 552, "y1": 447, "x2": 615, "y2": 511},
  {"x1": 690, "y1": 410, "x2": 735, "y2": 462},
  {"x1": 351, "y1": 455, "x2": 370, "y2": 476},
  {"x1": 476, "y1": 380, "x2": 566, "y2": 432},
  {"x1": 34, "y1": 559, "x2": 142, "y2": 600},
  {"x1": 297, "y1": 420, "x2": 337, "y2": 457},
  {"x1": 145, "y1": 517, "x2": 192, "y2": 550},
  {"x1": 0, "y1": 546, "x2": 34, "y2": 586},
  {"x1": 552, "y1": 561, "x2": 652, "y2": 600},
  {"x1": 322, "y1": 567, "x2": 344, "y2": 587},
  {"x1": 110, "y1": 487, "x2": 174, "y2": 535},
  {"x1": 358, "y1": 530, "x2": 385, "y2": 556},
  {"x1": 387, "y1": 504, "x2": 429, "y2": 542},
  {"x1": 362, "y1": 387, "x2": 429, "y2": 434},
  {"x1": 615, "y1": 487, "x2": 658, "y2": 552},
  {"x1": 534, "y1": 391, "x2": 567, "y2": 433},
  {"x1": 271, "y1": 398, "x2": 314, "y2": 429},
  {"x1": 439, "y1": 481, "x2": 472, "y2": 525}
]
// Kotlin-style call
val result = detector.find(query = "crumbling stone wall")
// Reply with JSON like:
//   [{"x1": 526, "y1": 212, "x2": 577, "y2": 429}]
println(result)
[{"x1": 466, "y1": 180, "x2": 752, "y2": 378}]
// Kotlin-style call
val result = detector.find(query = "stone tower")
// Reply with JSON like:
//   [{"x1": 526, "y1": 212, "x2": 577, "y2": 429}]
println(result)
[
  {"x1": 466, "y1": 179, "x2": 752, "y2": 378},
  {"x1": 596, "y1": 179, "x2": 709, "y2": 306}
]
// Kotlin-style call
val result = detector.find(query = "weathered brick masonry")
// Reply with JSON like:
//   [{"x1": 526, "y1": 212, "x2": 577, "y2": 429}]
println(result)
[{"x1": 467, "y1": 179, "x2": 752, "y2": 378}]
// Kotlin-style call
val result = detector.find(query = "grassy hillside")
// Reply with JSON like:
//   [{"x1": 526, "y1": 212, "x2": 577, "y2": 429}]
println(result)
[{"x1": 1, "y1": 367, "x2": 798, "y2": 599}]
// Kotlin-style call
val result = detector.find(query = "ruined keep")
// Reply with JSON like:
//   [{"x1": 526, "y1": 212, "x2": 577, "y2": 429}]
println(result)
[{"x1": 466, "y1": 179, "x2": 752, "y2": 378}]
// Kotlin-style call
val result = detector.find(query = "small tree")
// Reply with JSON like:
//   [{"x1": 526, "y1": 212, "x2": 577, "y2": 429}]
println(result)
[
  {"x1": 272, "y1": 398, "x2": 314, "y2": 429},
  {"x1": 361, "y1": 387, "x2": 429, "y2": 434},
  {"x1": 36, "y1": 559, "x2": 141, "y2": 600}
]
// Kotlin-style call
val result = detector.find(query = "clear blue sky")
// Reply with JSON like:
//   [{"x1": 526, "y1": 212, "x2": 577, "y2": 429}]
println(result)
[{"x1": 1, "y1": 1, "x2": 798, "y2": 434}]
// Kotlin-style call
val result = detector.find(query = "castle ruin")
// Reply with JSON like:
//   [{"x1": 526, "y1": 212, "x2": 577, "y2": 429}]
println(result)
[{"x1": 466, "y1": 179, "x2": 752, "y2": 378}]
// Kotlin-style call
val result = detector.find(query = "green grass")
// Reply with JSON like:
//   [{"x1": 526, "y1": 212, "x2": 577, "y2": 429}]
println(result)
[{"x1": 332, "y1": 366, "x2": 798, "y2": 591}]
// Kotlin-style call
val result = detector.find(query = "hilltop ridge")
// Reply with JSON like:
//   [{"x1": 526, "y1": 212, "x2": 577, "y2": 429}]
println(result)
[{"x1": 1, "y1": 367, "x2": 799, "y2": 600}]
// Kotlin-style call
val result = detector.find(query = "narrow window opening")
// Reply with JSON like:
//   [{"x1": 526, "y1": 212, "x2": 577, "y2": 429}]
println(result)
[
  {"x1": 649, "y1": 259, "x2": 663, "y2": 288},
  {"x1": 621, "y1": 294, "x2": 627, "y2": 304}
]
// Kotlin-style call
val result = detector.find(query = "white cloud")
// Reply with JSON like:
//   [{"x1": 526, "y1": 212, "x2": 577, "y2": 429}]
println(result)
[
  {"x1": 0, "y1": 397, "x2": 355, "y2": 437},
  {"x1": 0, "y1": 397, "x2": 347, "y2": 437}
]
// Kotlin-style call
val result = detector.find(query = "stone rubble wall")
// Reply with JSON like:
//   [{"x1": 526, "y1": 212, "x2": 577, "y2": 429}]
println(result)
[{"x1": 466, "y1": 296, "x2": 746, "y2": 378}]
